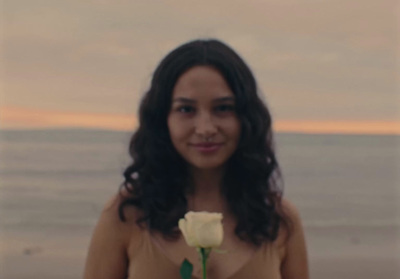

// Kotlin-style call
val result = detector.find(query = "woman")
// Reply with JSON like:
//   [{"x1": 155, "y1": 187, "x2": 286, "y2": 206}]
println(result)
[{"x1": 83, "y1": 39, "x2": 309, "y2": 279}]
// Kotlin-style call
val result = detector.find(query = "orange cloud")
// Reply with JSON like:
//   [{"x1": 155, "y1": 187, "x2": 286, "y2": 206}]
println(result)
[
  {"x1": 274, "y1": 120, "x2": 400, "y2": 135},
  {"x1": 1, "y1": 106, "x2": 399, "y2": 135},
  {"x1": 0, "y1": 106, "x2": 137, "y2": 131}
]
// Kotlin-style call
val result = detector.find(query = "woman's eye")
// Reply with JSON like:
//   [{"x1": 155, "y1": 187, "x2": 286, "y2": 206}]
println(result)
[
  {"x1": 177, "y1": 106, "x2": 194, "y2": 113},
  {"x1": 175, "y1": 105, "x2": 235, "y2": 114},
  {"x1": 215, "y1": 105, "x2": 235, "y2": 112}
]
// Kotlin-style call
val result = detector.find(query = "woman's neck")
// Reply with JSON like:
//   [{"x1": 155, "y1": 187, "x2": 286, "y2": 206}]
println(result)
[{"x1": 186, "y1": 166, "x2": 231, "y2": 215}]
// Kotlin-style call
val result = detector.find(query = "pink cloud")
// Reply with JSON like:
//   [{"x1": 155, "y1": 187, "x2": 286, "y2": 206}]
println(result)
[{"x1": 2, "y1": 106, "x2": 399, "y2": 135}]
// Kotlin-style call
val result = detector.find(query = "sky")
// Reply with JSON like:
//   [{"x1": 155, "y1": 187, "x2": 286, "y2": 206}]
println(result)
[{"x1": 1, "y1": 0, "x2": 399, "y2": 134}]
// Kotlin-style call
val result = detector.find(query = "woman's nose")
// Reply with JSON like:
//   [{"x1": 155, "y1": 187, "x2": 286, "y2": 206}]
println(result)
[{"x1": 194, "y1": 113, "x2": 218, "y2": 136}]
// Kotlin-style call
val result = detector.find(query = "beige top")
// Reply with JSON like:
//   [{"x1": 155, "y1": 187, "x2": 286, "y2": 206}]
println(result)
[{"x1": 126, "y1": 226, "x2": 282, "y2": 279}]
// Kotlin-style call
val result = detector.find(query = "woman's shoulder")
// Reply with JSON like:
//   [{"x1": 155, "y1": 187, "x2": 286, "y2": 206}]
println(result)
[
  {"x1": 83, "y1": 192, "x2": 145, "y2": 279},
  {"x1": 273, "y1": 198, "x2": 304, "y2": 251},
  {"x1": 99, "y1": 191, "x2": 145, "y2": 250},
  {"x1": 277, "y1": 197, "x2": 309, "y2": 277},
  {"x1": 103, "y1": 186, "x2": 145, "y2": 220},
  {"x1": 280, "y1": 197, "x2": 302, "y2": 222},
  {"x1": 278, "y1": 197, "x2": 305, "y2": 240}
]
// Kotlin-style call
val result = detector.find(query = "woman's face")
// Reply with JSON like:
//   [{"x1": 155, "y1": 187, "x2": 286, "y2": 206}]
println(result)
[{"x1": 167, "y1": 66, "x2": 241, "y2": 170}]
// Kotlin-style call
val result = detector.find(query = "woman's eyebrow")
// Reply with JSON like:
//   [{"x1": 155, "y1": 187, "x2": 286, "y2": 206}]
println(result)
[{"x1": 172, "y1": 96, "x2": 235, "y2": 103}]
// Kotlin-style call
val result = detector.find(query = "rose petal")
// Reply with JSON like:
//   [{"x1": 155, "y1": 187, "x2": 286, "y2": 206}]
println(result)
[
  {"x1": 179, "y1": 217, "x2": 197, "y2": 247},
  {"x1": 184, "y1": 213, "x2": 199, "y2": 247},
  {"x1": 195, "y1": 218, "x2": 224, "y2": 248}
]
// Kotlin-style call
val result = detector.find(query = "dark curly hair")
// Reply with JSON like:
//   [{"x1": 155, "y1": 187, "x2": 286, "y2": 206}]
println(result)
[{"x1": 119, "y1": 39, "x2": 293, "y2": 246}]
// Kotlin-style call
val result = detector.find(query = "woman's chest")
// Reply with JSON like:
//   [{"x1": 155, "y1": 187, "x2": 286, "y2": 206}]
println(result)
[
  {"x1": 156, "y1": 234, "x2": 258, "y2": 278},
  {"x1": 132, "y1": 223, "x2": 284, "y2": 279}
]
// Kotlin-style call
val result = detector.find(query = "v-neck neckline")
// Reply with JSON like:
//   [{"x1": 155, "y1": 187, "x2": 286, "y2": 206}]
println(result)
[{"x1": 145, "y1": 229, "x2": 265, "y2": 279}]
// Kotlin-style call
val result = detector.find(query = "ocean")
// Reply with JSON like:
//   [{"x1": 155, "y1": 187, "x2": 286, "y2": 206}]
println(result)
[{"x1": 0, "y1": 129, "x2": 399, "y2": 278}]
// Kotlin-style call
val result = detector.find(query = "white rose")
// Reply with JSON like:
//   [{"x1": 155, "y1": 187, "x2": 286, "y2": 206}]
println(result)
[{"x1": 178, "y1": 211, "x2": 224, "y2": 248}]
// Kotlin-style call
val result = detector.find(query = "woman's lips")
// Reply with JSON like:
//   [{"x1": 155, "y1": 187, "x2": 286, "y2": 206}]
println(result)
[{"x1": 191, "y1": 143, "x2": 223, "y2": 153}]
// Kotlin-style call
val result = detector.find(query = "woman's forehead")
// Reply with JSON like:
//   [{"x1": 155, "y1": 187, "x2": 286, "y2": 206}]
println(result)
[
  {"x1": 172, "y1": 66, "x2": 234, "y2": 99},
  {"x1": 172, "y1": 96, "x2": 236, "y2": 105}
]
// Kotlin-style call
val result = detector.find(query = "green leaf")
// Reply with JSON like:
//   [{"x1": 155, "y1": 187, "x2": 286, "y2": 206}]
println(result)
[{"x1": 180, "y1": 258, "x2": 193, "y2": 279}]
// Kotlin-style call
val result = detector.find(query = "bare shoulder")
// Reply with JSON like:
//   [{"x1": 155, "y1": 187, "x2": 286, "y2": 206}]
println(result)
[
  {"x1": 279, "y1": 197, "x2": 309, "y2": 279},
  {"x1": 101, "y1": 192, "x2": 143, "y2": 243},
  {"x1": 274, "y1": 198, "x2": 301, "y2": 253},
  {"x1": 280, "y1": 198, "x2": 302, "y2": 222},
  {"x1": 279, "y1": 197, "x2": 306, "y2": 248},
  {"x1": 83, "y1": 192, "x2": 143, "y2": 279},
  {"x1": 275, "y1": 198, "x2": 302, "y2": 244}
]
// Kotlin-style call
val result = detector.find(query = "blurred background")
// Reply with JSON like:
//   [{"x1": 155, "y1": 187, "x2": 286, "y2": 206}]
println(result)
[{"x1": 1, "y1": 0, "x2": 399, "y2": 278}]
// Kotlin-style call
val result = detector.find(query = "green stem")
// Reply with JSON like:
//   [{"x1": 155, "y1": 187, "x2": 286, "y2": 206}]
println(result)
[{"x1": 201, "y1": 248, "x2": 207, "y2": 279}]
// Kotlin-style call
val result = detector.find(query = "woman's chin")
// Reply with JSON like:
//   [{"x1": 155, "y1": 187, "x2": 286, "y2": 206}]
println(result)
[{"x1": 189, "y1": 160, "x2": 226, "y2": 171}]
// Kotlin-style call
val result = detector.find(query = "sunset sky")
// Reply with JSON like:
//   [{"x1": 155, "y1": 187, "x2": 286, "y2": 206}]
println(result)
[{"x1": 1, "y1": 0, "x2": 399, "y2": 134}]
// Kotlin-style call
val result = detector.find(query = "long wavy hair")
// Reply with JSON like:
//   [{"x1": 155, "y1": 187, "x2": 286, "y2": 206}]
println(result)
[{"x1": 119, "y1": 39, "x2": 293, "y2": 246}]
